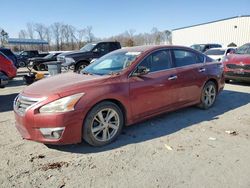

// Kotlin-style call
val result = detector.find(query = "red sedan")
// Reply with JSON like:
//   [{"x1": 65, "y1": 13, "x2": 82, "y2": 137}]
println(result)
[
  {"x1": 14, "y1": 45, "x2": 224, "y2": 146},
  {"x1": 0, "y1": 52, "x2": 17, "y2": 87},
  {"x1": 223, "y1": 43, "x2": 250, "y2": 83}
]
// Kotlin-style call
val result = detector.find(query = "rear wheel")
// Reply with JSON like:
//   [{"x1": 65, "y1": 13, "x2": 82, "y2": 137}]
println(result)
[
  {"x1": 199, "y1": 81, "x2": 217, "y2": 109},
  {"x1": 83, "y1": 101, "x2": 124, "y2": 146},
  {"x1": 38, "y1": 63, "x2": 48, "y2": 71}
]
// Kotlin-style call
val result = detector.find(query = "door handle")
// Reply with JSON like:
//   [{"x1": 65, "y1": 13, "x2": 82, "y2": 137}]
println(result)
[
  {"x1": 168, "y1": 75, "x2": 178, "y2": 80},
  {"x1": 198, "y1": 68, "x2": 206, "y2": 73}
]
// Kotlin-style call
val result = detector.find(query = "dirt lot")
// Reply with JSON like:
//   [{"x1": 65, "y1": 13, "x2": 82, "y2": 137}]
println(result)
[{"x1": 0, "y1": 69, "x2": 250, "y2": 188}]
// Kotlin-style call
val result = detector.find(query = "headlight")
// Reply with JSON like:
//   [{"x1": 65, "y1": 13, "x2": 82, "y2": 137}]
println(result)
[
  {"x1": 39, "y1": 93, "x2": 84, "y2": 113},
  {"x1": 65, "y1": 57, "x2": 75, "y2": 65}
]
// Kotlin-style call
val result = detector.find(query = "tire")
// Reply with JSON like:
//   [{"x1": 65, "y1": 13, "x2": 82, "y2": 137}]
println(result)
[
  {"x1": 38, "y1": 63, "x2": 48, "y2": 71},
  {"x1": 19, "y1": 61, "x2": 26, "y2": 67},
  {"x1": 83, "y1": 101, "x2": 124, "y2": 146},
  {"x1": 33, "y1": 65, "x2": 39, "y2": 71},
  {"x1": 75, "y1": 62, "x2": 89, "y2": 73},
  {"x1": 225, "y1": 79, "x2": 230, "y2": 83},
  {"x1": 198, "y1": 81, "x2": 217, "y2": 109}
]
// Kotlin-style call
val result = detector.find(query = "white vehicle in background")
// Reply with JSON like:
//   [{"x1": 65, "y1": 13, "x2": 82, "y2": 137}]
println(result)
[{"x1": 204, "y1": 47, "x2": 236, "y2": 61}]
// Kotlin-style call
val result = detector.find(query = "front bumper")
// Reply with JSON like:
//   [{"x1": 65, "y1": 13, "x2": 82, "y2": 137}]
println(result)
[
  {"x1": 225, "y1": 71, "x2": 250, "y2": 82},
  {"x1": 14, "y1": 109, "x2": 84, "y2": 145}
]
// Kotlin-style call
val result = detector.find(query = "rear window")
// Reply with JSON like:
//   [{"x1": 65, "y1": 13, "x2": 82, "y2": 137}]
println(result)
[
  {"x1": 172, "y1": 49, "x2": 204, "y2": 67},
  {"x1": 205, "y1": 49, "x2": 225, "y2": 55}
]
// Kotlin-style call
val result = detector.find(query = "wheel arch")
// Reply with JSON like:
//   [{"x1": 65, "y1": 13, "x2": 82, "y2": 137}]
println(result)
[
  {"x1": 87, "y1": 98, "x2": 127, "y2": 124},
  {"x1": 205, "y1": 78, "x2": 219, "y2": 92}
]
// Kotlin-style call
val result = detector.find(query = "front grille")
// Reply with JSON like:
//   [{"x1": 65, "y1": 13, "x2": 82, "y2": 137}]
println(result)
[
  {"x1": 226, "y1": 64, "x2": 250, "y2": 70},
  {"x1": 14, "y1": 95, "x2": 40, "y2": 116},
  {"x1": 225, "y1": 71, "x2": 250, "y2": 78}
]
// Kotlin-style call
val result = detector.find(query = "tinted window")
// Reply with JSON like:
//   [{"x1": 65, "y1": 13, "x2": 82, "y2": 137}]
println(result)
[
  {"x1": 205, "y1": 49, "x2": 225, "y2": 55},
  {"x1": 235, "y1": 44, "x2": 250, "y2": 54},
  {"x1": 93, "y1": 43, "x2": 110, "y2": 55},
  {"x1": 139, "y1": 50, "x2": 171, "y2": 72},
  {"x1": 110, "y1": 43, "x2": 119, "y2": 51},
  {"x1": 172, "y1": 49, "x2": 204, "y2": 67}
]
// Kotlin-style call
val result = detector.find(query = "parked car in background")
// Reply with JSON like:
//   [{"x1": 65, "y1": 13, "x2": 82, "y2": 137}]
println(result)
[
  {"x1": 0, "y1": 48, "x2": 19, "y2": 68},
  {"x1": 17, "y1": 50, "x2": 49, "y2": 67},
  {"x1": 0, "y1": 52, "x2": 17, "y2": 88},
  {"x1": 28, "y1": 52, "x2": 62, "y2": 71},
  {"x1": 57, "y1": 41, "x2": 121, "y2": 72},
  {"x1": 191, "y1": 44, "x2": 222, "y2": 53},
  {"x1": 14, "y1": 45, "x2": 224, "y2": 146},
  {"x1": 205, "y1": 47, "x2": 236, "y2": 61},
  {"x1": 223, "y1": 43, "x2": 250, "y2": 83}
]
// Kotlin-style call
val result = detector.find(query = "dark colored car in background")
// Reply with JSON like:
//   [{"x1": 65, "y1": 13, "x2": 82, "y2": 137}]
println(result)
[
  {"x1": 191, "y1": 43, "x2": 222, "y2": 53},
  {"x1": 57, "y1": 41, "x2": 121, "y2": 72},
  {"x1": 0, "y1": 48, "x2": 19, "y2": 68},
  {"x1": 17, "y1": 50, "x2": 49, "y2": 67},
  {"x1": 0, "y1": 52, "x2": 17, "y2": 88},
  {"x1": 29, "y1": 52, "x2": 62, "y2": 71},
  {"x1": 223, "y1": 43, "x2": 250, "y2": 83},
  {"x1": 14, "y1": 45, "x2": 224, "y2": 146}
]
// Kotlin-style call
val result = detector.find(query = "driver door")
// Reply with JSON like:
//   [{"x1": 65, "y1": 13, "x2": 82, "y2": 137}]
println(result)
[{"x1": 128, "y1": 49, "x2": 178, "y2": 120}]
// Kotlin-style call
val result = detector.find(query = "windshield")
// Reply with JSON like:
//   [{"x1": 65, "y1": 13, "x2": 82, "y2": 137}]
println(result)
[
  {"x1": 80, "y1": 43, "x2": 96, "y2": 52},
  {"x1": 205, "y1": 49, "x2": 225, "y2": 55},
  {"x1": 191, "y1": 45, "x2": 205, "y2": 52},
  {"x1": 235, "y1": 44, "x2": 250, "y2": 54},
  {"x1": 44, "y1": 53, "x2": 55, "y2": 59},
  {"x1": 83, "y1": 51, "x2": 141, "y2": 75}
]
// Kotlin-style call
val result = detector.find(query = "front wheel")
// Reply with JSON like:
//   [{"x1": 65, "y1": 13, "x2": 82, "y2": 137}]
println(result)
[
  {"x1": 198, "y1": 81, "x2": 217, "y2": 109},
  {"x1": 83, "y1": 101, "x2": 124, "y2": 146},
  {"x1": 75, "y1": 62, "x2": 89, "y2": 73}
]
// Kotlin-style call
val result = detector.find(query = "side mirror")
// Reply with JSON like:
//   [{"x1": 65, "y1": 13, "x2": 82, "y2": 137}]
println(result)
[{"x1": 133, "y1": 66, "x2": 150, "y2": 76}]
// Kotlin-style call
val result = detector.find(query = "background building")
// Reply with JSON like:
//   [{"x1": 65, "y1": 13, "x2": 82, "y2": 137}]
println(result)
[{"x1": 172, "y1": 15, "x2": 250, "y2": 47}]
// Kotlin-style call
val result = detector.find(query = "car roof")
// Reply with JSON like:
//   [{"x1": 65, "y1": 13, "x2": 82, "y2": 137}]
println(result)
[
  {"x1": 117, "y1": 45, "x2": 194, "y2": 53},
  {"x1": 206, "y1": 47, "x2": 236, "y2": 50}
]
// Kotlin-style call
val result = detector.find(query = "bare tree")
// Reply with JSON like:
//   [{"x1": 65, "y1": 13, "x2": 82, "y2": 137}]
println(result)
[
  {"x1": 84, "y1": 26, "x2": 94, "y2": 42},
  {"x1": 76, "y1": 29, "x2": 86, "y2": 48},
  {"x1": 26, "y1": 23, "x2": 34, "y2": 39},
  {"x1": 51, "y1": 22, "x2": 62, "y2": 50},
  {"x1": 0, "y1": 29, "x2": 9, "y2": 47},
  {"x1": 18, "y1": 29, "x2": 27, "y2": 39},
  {"x1": 34, "y1": 23, "x2": 46, "y2": 40},
  {"x1": 44, "y1": 27, "x2": 52, "y2": 50}
]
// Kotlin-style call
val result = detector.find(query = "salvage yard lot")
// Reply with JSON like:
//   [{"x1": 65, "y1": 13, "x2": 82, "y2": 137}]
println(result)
[{"x1": 0, "y1": 69, "x2": 250, "y2": 188}]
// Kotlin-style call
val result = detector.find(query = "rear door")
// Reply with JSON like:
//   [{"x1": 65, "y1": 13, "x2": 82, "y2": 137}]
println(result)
[
  {"x1": 129, "y1": 49, "x2": 178, "y2": 119},
  {"x1": 171, "y1": 48, "x2": 207, "y2": 104}
]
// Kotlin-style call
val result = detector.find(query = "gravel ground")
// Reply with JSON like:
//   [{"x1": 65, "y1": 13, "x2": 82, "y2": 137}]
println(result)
[{"x1": 0, "y1": 68, "x2": 250, "y2": 188}]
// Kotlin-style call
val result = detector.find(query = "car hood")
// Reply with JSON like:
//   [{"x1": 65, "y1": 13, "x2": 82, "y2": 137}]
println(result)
[
  {"x1": 29, "y1": 57, "x2": 45, "y2": 61},
  {"x1": 59, "y1": 51, "x2": 90, "y2": 58},
  {"x1": 208, "y1": 55, "x2": 224, "y2": 60},
  {"x1": 227, "y1": 54, "x2": 250, "y2": 64},
  {"x1": 22, "y1": 72, "x2": 110, "y2": 97}
]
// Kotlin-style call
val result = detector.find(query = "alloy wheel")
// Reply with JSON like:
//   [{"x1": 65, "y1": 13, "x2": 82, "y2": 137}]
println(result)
[
  {"x1": 91, "y1": 108, "x2": 120, "y2": 142},
  {"x1": 203, "y1": 84, "x2": 216, "y2": 107}
]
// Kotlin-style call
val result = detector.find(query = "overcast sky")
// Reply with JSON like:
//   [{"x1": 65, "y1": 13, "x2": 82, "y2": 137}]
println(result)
[{"x1": 0, "y1": 0, "x2": 249, "y2": 38}]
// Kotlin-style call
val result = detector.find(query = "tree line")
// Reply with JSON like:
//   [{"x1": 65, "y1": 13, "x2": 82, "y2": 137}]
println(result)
[{"x1": 1, "y1": 23, "x2": 172, "y2": 51}]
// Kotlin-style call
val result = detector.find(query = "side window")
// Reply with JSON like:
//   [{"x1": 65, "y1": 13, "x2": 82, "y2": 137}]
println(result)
[
  {"x1": 94, "y1": 43, "x2": 110, "y2": 55},
  {"x1": 139, "y1": 50, "x2": 171, "y2": 72},
  {"x1": 172, "y1": 49, "x2": 203, "y2": 67},
  {"x1": 110, "y1": 43, "x2": 119, "y2": 51}
]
